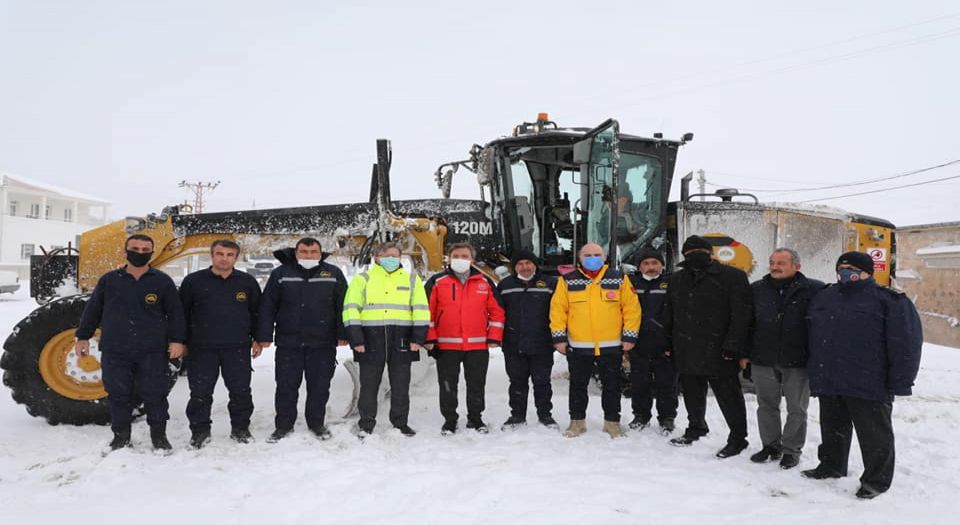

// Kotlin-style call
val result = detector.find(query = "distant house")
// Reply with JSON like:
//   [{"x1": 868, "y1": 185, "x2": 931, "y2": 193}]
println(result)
[
  {"x1": 895, "y1": 221, "x2": 960, "y2": 349},
  {"x1": 1, "y1": 172, "x2": 111, "y2": 278}
]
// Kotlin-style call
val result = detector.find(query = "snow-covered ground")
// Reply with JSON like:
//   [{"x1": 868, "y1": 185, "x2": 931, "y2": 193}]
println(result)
[{"x1": 1, "y1": 286, "x2": 958, "y2": 524}]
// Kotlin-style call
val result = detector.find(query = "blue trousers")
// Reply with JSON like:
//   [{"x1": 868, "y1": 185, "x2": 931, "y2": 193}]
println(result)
[
  {"x1": 185, "y1": 346, "x2": 253, "y2": 432},
  {"x1": 274, "y1": 346, "x2": 337, "y2": 431},
  {"x1": 101, "y1": 351, "x2": 170, "y2": 432}
]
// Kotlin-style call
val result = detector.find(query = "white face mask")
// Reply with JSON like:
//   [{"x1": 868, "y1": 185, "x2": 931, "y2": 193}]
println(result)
[
  {"x1": 449, "y1": 258, "x2": 472, "y2": 274},
  {"x1": 642, "y1": 272, "x2": 660, "y2": 281},
  {"x1": 517, "y1": 272, "x2": 535, "y2": 281},
  {"x1": 299, "y1": 259, "x2": 320, "y2": 270}
]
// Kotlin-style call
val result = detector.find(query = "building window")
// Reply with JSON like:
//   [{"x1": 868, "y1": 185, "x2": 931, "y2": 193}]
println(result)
[
  {"x1": 8, "y1": 201, "x2": 16, "y2": 216},
  {"x1": 45, "y1": 205, "x2": 51, "y2": 220},
  {"x1": 21, "y1": 244, "x2": 35, "y2": 260},
  {"x1": 28, "y1": 203, "x2": 40, "y2": 218},
  {"x1": 64, "y1": 208, "x2": 74, "y2": 222}
]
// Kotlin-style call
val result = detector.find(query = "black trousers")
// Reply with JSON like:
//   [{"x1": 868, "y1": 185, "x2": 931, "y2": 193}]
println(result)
[
  {"x1": 817, "y1": 395, "x2": 896, "y2": 493},
  {"x1": 629, "y1": 352, "x2": 679, "y2": 422},
  {"x1": 358, "y1": 349, "x2": 412, "y2": 431},
  {"x1": 503, "y1": 349, "x2": 554, "y2": 419},
  {"x1": 436, "y1": 350, "x2": 489, "y2": 424},
  {"x1": 679, "y1": 373, "x2": 748, "y2": 444},
  {"x1": 185, "y1": 346, "x2": 253, "y2": 432},
  {"x1": 101, "y1": 351, "x2": 170, "y2": 433},
  {"x1": 274, "y1": 346, "x2": 337, "y2": 431},
  {"x1": 567, "y1": 352, "x2": 621, "y2": 422}
]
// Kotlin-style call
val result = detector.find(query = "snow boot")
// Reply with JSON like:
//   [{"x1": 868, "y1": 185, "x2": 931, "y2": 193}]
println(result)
[
  {"x1": 108, "y1": 428, "x2": 132, "y2": 451},
  {"x1": 267, "y1": 427, "x2": 292, "y2": 443},
  {"x1": 395, "y1": 425, "x2": 417, "y2": 437},
  {"x1": 750, "y1": 445, "x2": 782, "y2": 463},
  {"x1": 311, "y1": 425, "x2": 333, "y2": 440},
  {"x1": 563, "y1": 419, "x2": 587, "y2": 438},
  {"x1": 628, "y1": 416, "x2": 650, "y2": 430},
  {"x1": 190, "y1": 429, "x2": 211, "y2": 450},
  {"x1": 658, "y1": 418, "x2": 676, "y2": 436},
  {"x1": 670, "y1": 428, "x2": 707, "y2": 447},
  {"x1": 466, "y1": 419, "x2": 489, "y2": 434},
  {"x1": 441, "y1": 421, "x2": 458, "y2": 436},
  {"x1": 230, "y1": 427, "x2": 253, "y2": 444},
  {"x1": 716, "y1": 440, "x2": 749, "y2": 459},
  {"x1": 779, "y1": 453, "x2": 800, "y2": 470},
  {"x1": 538, "y1": 415, "x2": 559, "y2": 429},
  {"x1": 150, "y1": 424, "x2": 173, "y2": 451},
  {"x1": 801, "y1": 465, "x2": 844, "y2": 480},
  {"x1": 856, "y1": 484, "x2": 884, "y2": 500},
  {"x1": 501, "y1": 416, "x2": 527, "y2": 431},
  {"x1": 603, "y1": 421, "x2": 626, "y2": 439}
]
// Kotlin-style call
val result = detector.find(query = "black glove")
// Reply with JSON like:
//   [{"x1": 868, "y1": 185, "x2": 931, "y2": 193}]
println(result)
[
  {"x1": 428, "y1": 349, "x2": 441, "y2": 360},
  {"x1": 742, "y1": 363, "x2": 752, "y2": 382}
]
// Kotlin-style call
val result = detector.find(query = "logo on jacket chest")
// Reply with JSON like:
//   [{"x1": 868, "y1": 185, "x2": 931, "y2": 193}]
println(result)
[
  {"x1": 235, "y1": 291, "x2": 248, "y2": 302},
  {"x1": 144, "y1": 293, "x2": 159, "y2": 305},
  {"x1": 536, "y1": 280, "x2": 547, "y2": 288},
  {"x1": 319, "y1": 271, "x2": 332, "y2": 278}
]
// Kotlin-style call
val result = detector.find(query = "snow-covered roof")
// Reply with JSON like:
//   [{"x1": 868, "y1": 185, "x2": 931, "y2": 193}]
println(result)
[
  {"x1": 1, "y1": 172, "x2": 110, "y2": 204},
  {"x1": 916, "y1": 244, "x2": 960, "y2": 256}
]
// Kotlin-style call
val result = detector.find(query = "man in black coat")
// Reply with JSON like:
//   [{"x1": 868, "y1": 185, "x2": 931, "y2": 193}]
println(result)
[
  {"x1": 75, "y1": 234, "x2": 186, "y2": 451},
  {"x1": 802, "y1": 251, "x2": 922, "y2": 499},
  {"x1": 745, "y1": 248, "x2": 825, "y2": 469},
  {"x1": 497, "y1": 250, "x2": 558, "y2": 430},
  {"x1": 180, "y1": 240, "x2": 262, "y2": 448},
  {"x1": 626, "y1": 247, "x2": 678, "y2": 435},
  {"x1": 256, "y1": 238, "x2": 348, "y2": 442},
  {"x1": 662, "y1": 235, "x2": 752, "y2": 458}
]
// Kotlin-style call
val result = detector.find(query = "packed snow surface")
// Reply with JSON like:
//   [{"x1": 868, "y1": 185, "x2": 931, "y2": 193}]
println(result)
[{"x1": 0, "y1": 286, "x2": 958, "y2": 524}]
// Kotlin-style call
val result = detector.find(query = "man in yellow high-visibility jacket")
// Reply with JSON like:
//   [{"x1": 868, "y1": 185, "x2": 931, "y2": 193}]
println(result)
[
  {"x1": 550, "y1": 243, "x2": 641, "y2": 439},
  {"x1": 343, "y1": 242, "x2": 430, "y2": 438}
]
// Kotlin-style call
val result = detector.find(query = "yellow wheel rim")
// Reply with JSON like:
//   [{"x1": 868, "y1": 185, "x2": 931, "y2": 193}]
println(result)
[{"x1": 38, "y1": 329, "x2": 107, "y2": 401}]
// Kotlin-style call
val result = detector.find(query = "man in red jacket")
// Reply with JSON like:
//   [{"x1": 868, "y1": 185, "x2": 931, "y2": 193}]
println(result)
[{"x1": 425, "y1": 243, "x2": 505, "y2": 434}]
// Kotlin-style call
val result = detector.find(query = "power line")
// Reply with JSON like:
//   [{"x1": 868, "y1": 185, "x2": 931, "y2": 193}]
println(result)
[{"x1": 798, "y1": 173, "x2": 960, "y2": 202}]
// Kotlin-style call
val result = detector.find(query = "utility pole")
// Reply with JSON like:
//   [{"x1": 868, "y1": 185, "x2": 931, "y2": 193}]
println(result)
[
  {"x1": 697, "y1": 169, "x2": 706, "y2": 201},
  {"x1": 178, "y1": 180, "x2": 221, "y2": 214}
]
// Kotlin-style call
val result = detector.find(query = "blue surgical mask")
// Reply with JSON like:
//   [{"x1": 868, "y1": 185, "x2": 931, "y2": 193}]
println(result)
[
  {"x1": 378, "y1": 257, "x2": 401, "y2": 272},
  {"x1": 582, "y1": 256, "x2": 605, "y2": 272},
  {"x1": 837, "y1": 268, "x2": 865, "y2": 284}
]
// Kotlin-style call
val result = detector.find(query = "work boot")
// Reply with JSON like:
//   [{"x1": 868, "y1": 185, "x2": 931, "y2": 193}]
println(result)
[
  {"x1": 801, "y1": 465, "x2": 844, "y2": 480},
  {"x1": 659, "y1": 419, "x2": 676, "y2": 436},
  {"x1": 311, "y1": 425, "x2": 333, "y2": 441},
  {"x1": 628, "y1": 416, "x2": 650, "y2": 430},
  {"x1": 190, "y1": 429, "x2": 211, "y2": 450},
  {"x1": 670, "y1": 428, "x2": 707, "y2": 447},
  {"x1": 150, "y1": 424, "x2": 173, "y2": 451},
  {"x1": 538, "y1": 415, "x2": 559, "y2": 429},
  {"x1": 230, "y1": 427, "x2": 253, "y2": 444},
  {"x1": 108, "y1": 428, "x2": 132, "y2": 451},
  {"x1": 602, "y1": 421, "x2": 626, "y2": 439},
  {"x1": 563, "y1": 419, "x2": 587, "y2": 438},
  {"x1": 779, "y1": 454, "x2": 800, "y2": 470},
  {"x1": 855, "y1": 485, "x2": 884, "y2": 500},
  {"x1": 267, "y1": 427, "x2": 292, "y2": 443},
  {"x1": 441, "y1": 420, "x2": 458, "y2": 436},
  {"x1": 395, "y1": 425, "x2": 417, "y2": 437},
  {"x1": 466, "y1": 419, "x2": 489, "y2": 434},
  {"x1": 750, "y1": 445, "x2": 782, "y2": 463},
  {"x1": 716, "y1": 440, "x2": 749, "y2": 459},
  {"x1": 501, "y1": 416, "x2": 526, "y2": 431}
]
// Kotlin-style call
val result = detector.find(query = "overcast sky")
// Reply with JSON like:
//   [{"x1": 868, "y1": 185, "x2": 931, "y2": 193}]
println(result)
[{"x1": 1, "y1": 0, "x2": 957, "y2": 226}]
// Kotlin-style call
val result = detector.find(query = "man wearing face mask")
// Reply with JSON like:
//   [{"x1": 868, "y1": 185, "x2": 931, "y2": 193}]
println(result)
[
  {"x1": 256, "y1": 237, "x2": 348, "y2": 442},
  {"x1": 802, "y1": 252, "x2": 922, "y2": 499},
  {"x1": 550, "y1": 243, "x2": 641, "y2": 439},
  {"x1": 626, "y1": 248, "x2": 678, "y2": 435},
  {"x1": 662, "y1": 235, "x2": 752, "y2": 458},
  {"x1": 497, "y1": 250, "x2": 558, "y2": 430},
  {"x1": 75, "y1": 234, "x2": 186, "y2": 452},
  {"x1": 343, "y1": 242, "x2": 430, "y2": 438},
  {"x1": 424, "y1": 243, "x2": 505, "y2": 435}
]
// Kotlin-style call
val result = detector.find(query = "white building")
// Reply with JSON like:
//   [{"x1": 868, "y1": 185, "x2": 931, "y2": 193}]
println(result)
[{"x1": 1, "y1": 172, "x2": 111, "y2": 278}]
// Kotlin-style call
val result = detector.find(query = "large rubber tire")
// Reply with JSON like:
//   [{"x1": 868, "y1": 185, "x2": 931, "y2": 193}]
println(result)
[{"x1": 1, "y1": 295, "x2": 179, "y2": 425}]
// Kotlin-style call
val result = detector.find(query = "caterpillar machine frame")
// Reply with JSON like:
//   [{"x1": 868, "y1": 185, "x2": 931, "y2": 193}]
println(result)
[{"x1": 2, "y1": 114, "x2": 895, "y2": 424}]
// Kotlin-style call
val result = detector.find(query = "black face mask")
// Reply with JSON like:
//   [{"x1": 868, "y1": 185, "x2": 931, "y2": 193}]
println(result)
[
  {"x1": 684, "y1": 251, "x2": 712, "y2": 269},
  {"x1": 126, "y1": 250, "x2": 152, "y2": 268}
]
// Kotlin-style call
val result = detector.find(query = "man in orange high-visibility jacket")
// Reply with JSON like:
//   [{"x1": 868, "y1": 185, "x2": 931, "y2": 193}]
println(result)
[{"x1": 550, "y1": 243, "x2": 641, "y2": 439}]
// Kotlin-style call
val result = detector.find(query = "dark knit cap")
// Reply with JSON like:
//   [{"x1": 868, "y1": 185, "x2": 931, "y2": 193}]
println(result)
[
  {"x1": 637, "y1": 247, "x2": 665, "y2": 265},
  {"x1": 511, "y1": 249, "x2": 540, "y2": 268},
  {"x1": 836, "y1": 251, "x2": 874, "y2": 275},
  {"x1": 681, "y1": 235, "x2": 713, "y2": 254}
]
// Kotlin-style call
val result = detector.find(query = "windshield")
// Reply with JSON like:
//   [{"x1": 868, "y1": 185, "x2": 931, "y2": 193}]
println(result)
[
  {"x1": 615, "y1": 152, "x2": 663, "y2": 261},
  {"x1": 585, "y1": 127, "x2": 616, "y2": 251}
]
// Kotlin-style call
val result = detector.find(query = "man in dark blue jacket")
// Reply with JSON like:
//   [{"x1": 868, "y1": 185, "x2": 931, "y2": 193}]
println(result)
[
  {"x1": 626, "y1": 248, "x2": 678, "y2": 435},
  {"x1": 745, "y1": 248, "x2": 825, "y2": 470},
  {"x1": 75, "y1": 234, "x2": 186, "y2": 451},
  {"x1": 497, "y1": 250, "x2": 558, "y2": 431},
  {"x1": 256, "y1": 238, "x2": 348, "y2": 442},
  {"x1": 180, "y1": 240, "x2": 262, "y2": 448},
  {"x1": 802, "y1": 251, "x2": 922, "y2": 499}
]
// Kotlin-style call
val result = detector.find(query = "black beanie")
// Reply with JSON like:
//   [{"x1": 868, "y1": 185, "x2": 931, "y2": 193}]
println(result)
[
  {"x1": 637, "y1": 247, "x2": 664, "y2": 265},
  {"x1": 836, "y1": 251, "x2": 874, "y2": 276},
  {"x1": 681, "y1": 235, "x2": 713, "y2": 254},
  {"x1": 511, "y1": 249, "x2": 540, "y2": 268}
]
